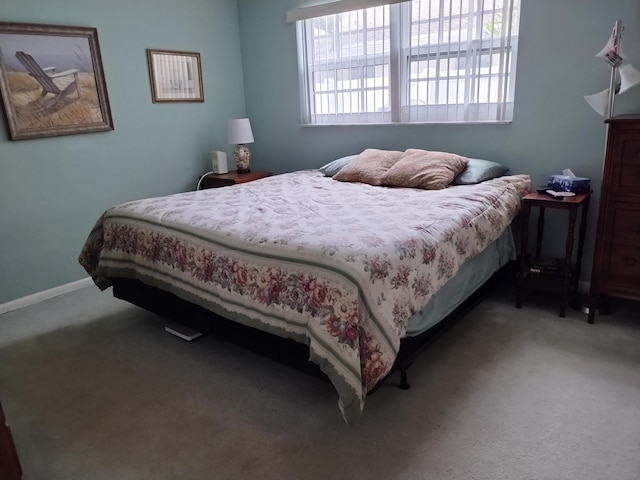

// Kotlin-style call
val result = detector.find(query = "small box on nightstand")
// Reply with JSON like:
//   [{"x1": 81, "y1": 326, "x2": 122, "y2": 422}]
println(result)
[{"x1": 547, "y1": 175, "x2": 591, "y2": 194}]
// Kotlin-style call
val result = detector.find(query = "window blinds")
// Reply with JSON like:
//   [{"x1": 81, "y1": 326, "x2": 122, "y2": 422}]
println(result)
[
  {"x1": 299, "y1": 4, "x2": 393, "y2": 124},
  {"x1": 296, "y1": 0, "x2": 519, "y2": 124},
  {"x1": 403, "y1": 0, "x2": 518, "y2": 122}
]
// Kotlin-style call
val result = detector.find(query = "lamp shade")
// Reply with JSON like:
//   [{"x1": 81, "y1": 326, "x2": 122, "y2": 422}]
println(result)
[
  {"x1": 584, "y1": 89, "x2": 610, "y2": 117},
  {"x1": 618, "y1": 63, "x2": 640, "y2": 94},
  {"x1": 228, "y1": 118, "x2": 254, "y2": 145}
]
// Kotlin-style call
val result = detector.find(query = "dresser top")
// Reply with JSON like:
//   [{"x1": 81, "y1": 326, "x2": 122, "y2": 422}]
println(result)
[{"x1": 605, "y1": 114, "x2": 640, "y2": 125}]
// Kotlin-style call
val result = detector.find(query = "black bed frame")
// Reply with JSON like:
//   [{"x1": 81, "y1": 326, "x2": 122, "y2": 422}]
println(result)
[{"x1": 111, "y1": 262, "x2": 515, "y2": 394}]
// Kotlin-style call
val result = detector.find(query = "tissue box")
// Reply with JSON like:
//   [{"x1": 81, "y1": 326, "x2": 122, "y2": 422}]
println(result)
[{"x1": 547, "y1": 175, "x2": 591, "y2": 194}]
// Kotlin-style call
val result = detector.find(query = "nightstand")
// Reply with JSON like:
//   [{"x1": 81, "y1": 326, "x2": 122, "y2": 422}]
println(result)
[
  {"x1": 197, "y1": 170, "x2": 273, "y2": 190},
  {"x1": 516, "y1": 190, "x2": 592, "y2": 317}
]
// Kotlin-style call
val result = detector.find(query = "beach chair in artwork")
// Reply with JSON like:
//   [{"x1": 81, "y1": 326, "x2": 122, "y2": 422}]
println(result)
[{"x1": 15, "y1": 51, "x2": 81, "y2": 101}]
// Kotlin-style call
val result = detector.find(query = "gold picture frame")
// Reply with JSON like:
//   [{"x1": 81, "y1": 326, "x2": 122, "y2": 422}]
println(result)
[
  {"x1": 0, "y1": 21, "x2": 113, "y2": 140},
  {"x1": 146, "y1": 49, "x2": 204, "y2": 103}
]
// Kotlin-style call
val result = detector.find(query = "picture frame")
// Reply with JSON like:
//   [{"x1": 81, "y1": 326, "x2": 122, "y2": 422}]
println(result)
[
  {"x1": 0, "y1": 22, "x2": 113, "y2": 140},
  {"x1": 146, "y1": 49, "x2": 204, "y2": 103}
]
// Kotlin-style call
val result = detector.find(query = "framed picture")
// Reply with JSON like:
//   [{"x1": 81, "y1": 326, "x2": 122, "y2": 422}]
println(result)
[
  {"x1": 0, "y1": 22, "x2": 113, "y2": 140},
  {"x1": 146, "y1": 49, "x2": 204, "y2": 103}
]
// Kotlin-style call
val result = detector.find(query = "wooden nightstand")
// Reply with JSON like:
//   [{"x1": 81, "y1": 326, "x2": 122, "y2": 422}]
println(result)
[
  {"x1": 197, "y1": 170, "x2": 273, "y2": 190},
  {"x1": 516, "y1": 190, "x2": 592, "y2": 317}
]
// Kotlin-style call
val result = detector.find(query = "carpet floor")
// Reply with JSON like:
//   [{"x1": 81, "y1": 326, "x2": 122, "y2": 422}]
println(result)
[{"x1": 1, "y1": 278, "x2": 639, "y2": 480}]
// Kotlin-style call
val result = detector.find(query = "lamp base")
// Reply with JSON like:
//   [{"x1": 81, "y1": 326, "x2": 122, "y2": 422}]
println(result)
[{"x1": 233, "y1": 144, "x2": 251, "y2": 174}]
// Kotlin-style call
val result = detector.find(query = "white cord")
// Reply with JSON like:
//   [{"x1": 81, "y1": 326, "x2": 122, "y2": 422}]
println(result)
[{"x1": 196, "y1": 171, "x2": 214, "y2": 191}]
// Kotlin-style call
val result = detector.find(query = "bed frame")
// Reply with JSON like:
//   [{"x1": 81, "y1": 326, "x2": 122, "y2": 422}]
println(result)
[{"x1": 110, "y1": 261, "x2": 515, "y2": 394}]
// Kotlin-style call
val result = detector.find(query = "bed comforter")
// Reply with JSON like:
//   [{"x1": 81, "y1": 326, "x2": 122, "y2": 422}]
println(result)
[{"x1": 79, "y1": 170, "x2": 531, "y2": 424}]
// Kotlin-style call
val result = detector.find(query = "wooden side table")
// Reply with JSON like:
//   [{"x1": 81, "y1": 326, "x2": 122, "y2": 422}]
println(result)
[
  {"x1": 198, "y1": 170, "x2": 273, "y2": 190},
  {"x1": 516, "y1": 191, "x2": 592, "y2": 317}
]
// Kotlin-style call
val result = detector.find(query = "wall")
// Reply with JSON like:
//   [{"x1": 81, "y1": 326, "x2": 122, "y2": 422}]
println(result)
[
  {"x1": 237, "y1": 0, "x2": 640, "y2": 285},
  {"x1": 3, "y1": 0, "x2": 640, "y2": 305},
  {"x1": 0, "y1": 0, "x2": 247, "y2": 303}
]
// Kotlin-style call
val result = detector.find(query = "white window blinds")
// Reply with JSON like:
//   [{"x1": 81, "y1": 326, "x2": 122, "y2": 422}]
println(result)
[{"x1": 294, "y1": 0, "x2": 520, "y2": 125}]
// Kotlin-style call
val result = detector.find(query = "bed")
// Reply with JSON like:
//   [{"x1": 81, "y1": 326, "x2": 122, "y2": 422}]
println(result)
[{"x1": 79, "y1": 166, "x2": 531, "y2": 425}]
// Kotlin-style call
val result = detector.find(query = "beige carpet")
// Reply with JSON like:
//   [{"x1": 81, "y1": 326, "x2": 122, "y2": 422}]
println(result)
[{"x1": 1, "y1": 280, "x2": 639, "y2": 480}]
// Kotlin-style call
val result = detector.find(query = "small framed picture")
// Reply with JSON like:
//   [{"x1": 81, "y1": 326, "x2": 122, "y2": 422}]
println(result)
[{"x1": 146, "y1": 49, "x2": 203, "y2": 103}]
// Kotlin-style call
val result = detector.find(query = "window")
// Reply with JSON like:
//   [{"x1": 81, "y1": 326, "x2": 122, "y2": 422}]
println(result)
[{"x1": 294, "y1": 0, "x2": 520, "y2": 124}]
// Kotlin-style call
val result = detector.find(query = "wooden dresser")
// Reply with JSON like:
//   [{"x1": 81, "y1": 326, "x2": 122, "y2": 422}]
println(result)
[
  {"x1": 0, "y1": 401, "x2": 22, "y2": 480},
  {"x1": 588, "y1": 115, "x2": 640, "y2": 323}
]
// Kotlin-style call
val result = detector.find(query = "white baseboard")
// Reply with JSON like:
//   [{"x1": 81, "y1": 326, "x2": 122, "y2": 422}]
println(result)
[{"x1": 0, "y1": 277, "x2": 94, "y2": 315}]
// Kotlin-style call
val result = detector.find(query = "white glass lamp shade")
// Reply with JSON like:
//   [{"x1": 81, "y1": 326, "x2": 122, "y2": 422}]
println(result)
[
  {"x1": 228, "y1": 118, "x2": 254, "y2": 174},
  {"x1": 618, "y1": 64, "x2": 640, "y2": 94},
  {"x1": 595, "y1": 37, "x2": 627, "y2": 64},
  {"x1": 595, "y1": 36, "x2": 615, "y2": 58},
  {"x1": 584, "y1": 89, "x2": 611, "y2": 117},
  {"x1": 595, "y1": 21, "x2": 626, "y2": 65}
]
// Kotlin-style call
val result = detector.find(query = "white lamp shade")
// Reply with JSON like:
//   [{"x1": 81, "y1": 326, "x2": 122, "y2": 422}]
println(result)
[
  {"x1": 584, "y1": 89, "x2": 610, "y2": 117},
  {"x1": 228, "y1": 118, "x2": 254, "y2": 145},
  {"x1": 618, "y1": 63, "x2": 640, "y2": 94},
  {"x1": 595, "y1": 37, "x2": 627, "y2": 60},
  {"x1": 595, "y1": 36, "x2": 615, "y2": 58}
]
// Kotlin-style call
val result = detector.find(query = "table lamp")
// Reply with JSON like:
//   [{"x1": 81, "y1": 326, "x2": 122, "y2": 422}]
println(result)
[{"x1": 228, "y1": 118, "x2": 254, "y2": 174}]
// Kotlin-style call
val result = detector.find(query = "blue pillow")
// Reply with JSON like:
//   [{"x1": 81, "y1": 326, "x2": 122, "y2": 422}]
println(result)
[
  {"x1": 319, "y1": 155, "x2": 359, "y2": 177},
  {"x1": 452, "y1": 158, "x2": 509, "y2": 185}
]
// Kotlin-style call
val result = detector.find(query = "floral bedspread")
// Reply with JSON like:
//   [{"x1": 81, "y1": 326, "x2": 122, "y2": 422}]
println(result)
[{"x1": 79, "y1": 170, "x2": 530, "y2": 424}]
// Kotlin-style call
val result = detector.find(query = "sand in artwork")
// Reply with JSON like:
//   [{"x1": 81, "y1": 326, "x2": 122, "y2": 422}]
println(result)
[{"x1": 6, "y1": 69, "x2": 104, "y2": 130}]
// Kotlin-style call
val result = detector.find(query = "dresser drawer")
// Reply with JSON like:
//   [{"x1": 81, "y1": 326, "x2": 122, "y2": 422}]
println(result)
[
  {"x1": 610, "y1": 208, "x2": 640, "y2": 245},
  {"x1": 602, "y1": 244, "x2": 640, "y2": 288},
  {"x1": 616, "y1": 139, "x2": 640, "y2": 191},
  {"x1": 601, "y1": 208, "x2": 640, "y2": 291}
]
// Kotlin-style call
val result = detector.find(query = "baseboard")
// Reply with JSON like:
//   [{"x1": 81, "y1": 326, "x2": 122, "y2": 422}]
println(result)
[{"x1": 0, "y1": 277, "x2": 94, "y2": 315}]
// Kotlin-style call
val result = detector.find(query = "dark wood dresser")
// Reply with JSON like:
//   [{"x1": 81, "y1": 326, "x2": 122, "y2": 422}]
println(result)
[
  {"x1": 0, "y1": 401, "x2": 22, "y2": 480},
  {"x1": 588, "y1": 115, "x2": 640, "y2": 323}
]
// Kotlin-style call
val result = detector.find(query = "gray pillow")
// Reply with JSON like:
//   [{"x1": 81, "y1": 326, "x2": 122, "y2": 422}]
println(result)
[
  {"x1": 319, "y1": 155, "x2": 358, "y2": 177},
  {"x1": 452, "y1": 158, "x2": 509, "y2": 185}
]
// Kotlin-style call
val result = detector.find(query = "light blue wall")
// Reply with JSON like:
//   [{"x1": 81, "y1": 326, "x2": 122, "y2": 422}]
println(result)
[
  {"x1": 238, "y1": 0, "x2": 640, "y2": 281},
  {"x1": 0, "y1": 0, "x2": 247, "y2": 303}
]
